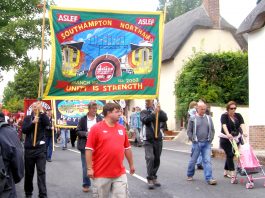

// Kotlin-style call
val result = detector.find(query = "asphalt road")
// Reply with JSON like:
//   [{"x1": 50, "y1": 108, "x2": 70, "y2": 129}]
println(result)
[{"x1": 16, "y1": 142, "x2": 265, "y2": 198}]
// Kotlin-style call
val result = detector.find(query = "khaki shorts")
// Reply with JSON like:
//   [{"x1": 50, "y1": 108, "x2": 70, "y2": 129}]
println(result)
[{"x1": 92, "y1": 174, "x2": 129, "y2": 198}]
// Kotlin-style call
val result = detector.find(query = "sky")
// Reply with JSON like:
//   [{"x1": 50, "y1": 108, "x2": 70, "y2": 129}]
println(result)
[
  {"x1": 54, "y1": 0, "x2": 159, "y2": 11},
  {"x1": 0, "y1": 0, "x2": 257, "y2": 100}
]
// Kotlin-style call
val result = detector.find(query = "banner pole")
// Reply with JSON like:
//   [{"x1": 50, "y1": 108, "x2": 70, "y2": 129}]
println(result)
[
  {"x1": 154, "y1": 1, "x2": 167, "y2": 139},
  {"x1": 51, "y1": 100, "x2": 55, "y2": 152},
  {"x1": 163, "y1": 0, "x2": 168, "y2": 23},
  {"x1": 33, "y1": 0, "x2": 47, "y2": 147},
  {"x1": 155, "y1": 112, "x2": 159, "y2": 139}
]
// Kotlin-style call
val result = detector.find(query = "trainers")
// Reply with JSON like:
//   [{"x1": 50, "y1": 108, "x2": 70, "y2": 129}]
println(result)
[
  {"x1": 147, "y1": 180, "x2": 155, "y2": 190},
  {"x1": 187, "y1": 177, "x2": 193, "y2": 181},
  {"x1": 208, "y1": 179, "x2": 217, "y2": 185},
  {"x1": 231, "y1": 176, "x2": 238, "y2": 184},
  {"x1": 47, "y1": 159, "x2": 52, "y2": 162},
  {"x1": 153, "y1": 179, "x2": 161, "y2": 187},
  {"x1": 82, "y1": 187, "x2": 89, "y2": 192}
]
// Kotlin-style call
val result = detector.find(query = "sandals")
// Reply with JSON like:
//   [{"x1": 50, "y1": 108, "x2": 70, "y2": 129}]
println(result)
[
  {"x1": 224, "y1": 174, "x2": 231, "y2": 178},
  {"x1": 223, "y1": 171, "x2": 231, "y2": 178},
  {"x1": 231, "y1": 176, "x2": 238, "y2": 184}
]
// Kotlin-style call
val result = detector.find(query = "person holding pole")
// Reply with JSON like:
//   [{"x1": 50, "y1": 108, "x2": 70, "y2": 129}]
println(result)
[
  {"x1": 140, "y1": 99, "x2": 168, "y2": 189},
  {"x1": 22, "y1": 101, "x2": 49, "y2": 198},
  {"x1": 45, "y1": 109, "x2": 54, "y2": 162}
]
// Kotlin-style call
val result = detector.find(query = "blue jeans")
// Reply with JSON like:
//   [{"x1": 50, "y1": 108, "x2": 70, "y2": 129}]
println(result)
[
  {"x1": 81, "y1": 150, "x2": 91, "y2": 187},
  {"x1": 187, "y1": 141, "x2": 213, "y2": 182},
  {"x1": 46, "y1": 136, "x2": 53, "y2": 160},
  {"x1": 196, "y1": 153, "x2": 202, "y2": 165},
  {"x1": 61, "y1": 128, "x2": 70, "y2": 148}
]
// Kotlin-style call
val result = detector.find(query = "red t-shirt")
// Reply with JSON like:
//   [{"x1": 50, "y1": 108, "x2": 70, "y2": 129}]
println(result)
[{"x1": 85, "y1": 120, "x2": 131, "y2": 178}]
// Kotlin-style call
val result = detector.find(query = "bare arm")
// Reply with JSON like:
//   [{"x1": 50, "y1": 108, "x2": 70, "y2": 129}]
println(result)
[
  {"x1": 240, "y1": 123, "x2": 248, "y2": 137},
  {"x1": 222, "y1": 124, "x2": 233, "y2": 140},
  {"x1": 125, "y1": 148, "x2": 135, "y2": 175},
  {"x1": 85, "y1": 149, "x2": 94, "y2": 179}
]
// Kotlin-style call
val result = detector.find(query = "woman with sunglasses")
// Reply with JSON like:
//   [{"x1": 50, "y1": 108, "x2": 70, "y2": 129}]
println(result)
[{"x1": 220, "y1": 101, "x2": 248, "y2": 184}]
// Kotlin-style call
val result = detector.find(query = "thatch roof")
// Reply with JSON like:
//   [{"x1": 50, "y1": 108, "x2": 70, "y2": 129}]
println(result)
[
  {"x1": 237, "y1": 0, "x2": 265, "y2": 34},
  {"x1": 163, "y1": 5, "x2": 247, "y2": 62}
]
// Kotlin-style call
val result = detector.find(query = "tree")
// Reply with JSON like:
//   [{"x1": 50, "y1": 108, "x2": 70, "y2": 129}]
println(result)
[
  {"x1": 0, "y1": 1, "x2": 41, "y2": 70},
  {"x1": 157, "y1": 0, "x2": 202, "y2": 22},
  {"x1": 0, "y1": 0, "x2": 55, "y2": 79},
  {"x1": 2, "y1": 81, "x2": 16, "y2": 105},
  {"x1": 174, "y1": 51, "x2": 248, "y2": 120},
  {"x1": 4, "y1": 96, "x2": 24, "y2": 113},
  {"x1": 2, "y1": 60, "x2": 48, "y2": 112}
]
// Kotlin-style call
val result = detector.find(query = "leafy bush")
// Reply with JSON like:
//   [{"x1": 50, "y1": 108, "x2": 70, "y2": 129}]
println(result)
[{"x1": 174, "y1": 51, "x2": 248, "y2": 120}]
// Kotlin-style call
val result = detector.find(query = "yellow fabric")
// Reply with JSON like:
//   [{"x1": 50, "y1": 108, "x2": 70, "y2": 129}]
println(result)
[{"x1": 231, "y1": 139, "x2": 240, "y2": 158}]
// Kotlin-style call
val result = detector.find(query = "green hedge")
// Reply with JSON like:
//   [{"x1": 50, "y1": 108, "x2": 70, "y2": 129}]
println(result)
[{"x1": 174, "y1": 51, "x2": 248, "y2": 120}]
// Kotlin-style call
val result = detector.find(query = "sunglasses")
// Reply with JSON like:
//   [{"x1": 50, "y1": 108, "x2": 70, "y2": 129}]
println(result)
[{"x1": 229, "y1": 107, "x2": 237, "y2": 110}]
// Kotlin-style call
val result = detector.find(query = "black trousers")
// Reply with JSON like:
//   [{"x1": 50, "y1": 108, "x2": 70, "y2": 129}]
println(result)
[
  {"x1": 144, "y1": 140, "x2": 163, "y2": 180},
  {"x1": 24, "y1": 149, "x2": 47, "y2": 197},
  {"x1": 70, "y1": 129, "x2": 77, "y2": 147},
  {"x1": 220, "y1": 138, "x2": 235, "y2": 171}
]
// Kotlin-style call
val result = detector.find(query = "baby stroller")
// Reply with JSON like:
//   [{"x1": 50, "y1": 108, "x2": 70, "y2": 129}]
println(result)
[{"x1": 233, "y1": 141, "x2": 265, "y2": 189}]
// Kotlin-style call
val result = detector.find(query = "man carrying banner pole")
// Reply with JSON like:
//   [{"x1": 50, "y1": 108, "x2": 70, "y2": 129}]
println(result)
[
  {"x1": 22, "y1": 101, "x2": 49, "y2": 198},
  {"x1": 139, "y1": 3, "x2": 168, "y2": 190},
  {"x1": 140, "y1": 99, "x2": 168, "y2": 189},
  {"x1": 22, "y1": 2, "x2": 49, "y2": 198},
  {"x1": 33, "y1": 0, "x2": 47, "y2": 147}
]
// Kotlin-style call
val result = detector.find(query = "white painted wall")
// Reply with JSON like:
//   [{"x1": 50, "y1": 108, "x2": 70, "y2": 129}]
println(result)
[
  {"x1": 248, "y1": 28, "x2": 265, "y2": 126},
  {"x1": 159, "y1": 29, "x2": 242, "y2": 130},
  {"x1": 129, "y1": 99, "x2": 146, "y2": 111}
]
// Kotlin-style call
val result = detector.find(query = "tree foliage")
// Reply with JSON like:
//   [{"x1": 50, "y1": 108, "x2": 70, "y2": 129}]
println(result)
[
  {"x1": 2, "y1": 81, "x2": 16, "y2": 105},
  {"x1": 157, "y1": 0, "x2": 202, "y2": 22},
  {"x1": 0, "y1": 0, "x2": 43, "y2": 70},
  {"x1": 4, "y1": 95, "x2": 24, "y2": 113},
  {"x1": 0, "y1": 0, "x2": 56, "y2": 82},
  {"x1": 2, "y1": 61, "x2": 48, "y2": 112},
  {"x1": 175, "y1": 51, "x2": 248, "y2": 119}
]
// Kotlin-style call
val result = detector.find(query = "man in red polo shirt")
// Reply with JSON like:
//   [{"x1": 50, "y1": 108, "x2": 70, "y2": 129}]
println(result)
[{"x1": 85, "y1": 102, "x2": 135, "y2": 197}]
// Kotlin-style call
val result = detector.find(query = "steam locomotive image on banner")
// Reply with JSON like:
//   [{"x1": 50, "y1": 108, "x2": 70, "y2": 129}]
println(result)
[{"x1": 44, "y1": 6, "x2": 164, "y2": 100}]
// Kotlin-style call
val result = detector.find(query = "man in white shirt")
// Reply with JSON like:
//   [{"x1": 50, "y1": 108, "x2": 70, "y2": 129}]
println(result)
[{"x1": 76, "y1": 102, "x2": 103, "y2": 192}]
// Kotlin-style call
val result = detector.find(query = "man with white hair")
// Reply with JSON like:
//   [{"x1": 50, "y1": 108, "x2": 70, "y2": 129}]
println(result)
[
  {"x1": 186, "y1": 100, "x2": 217, "y2": 185},
  {"x1": 22, "y1": 101, "x2": 50, "y2": 198}
]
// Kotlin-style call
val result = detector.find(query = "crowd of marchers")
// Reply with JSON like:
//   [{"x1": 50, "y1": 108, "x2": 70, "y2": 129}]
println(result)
[{"x1": 0, "y1": 99, "x2": 248, "y2": 197}]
